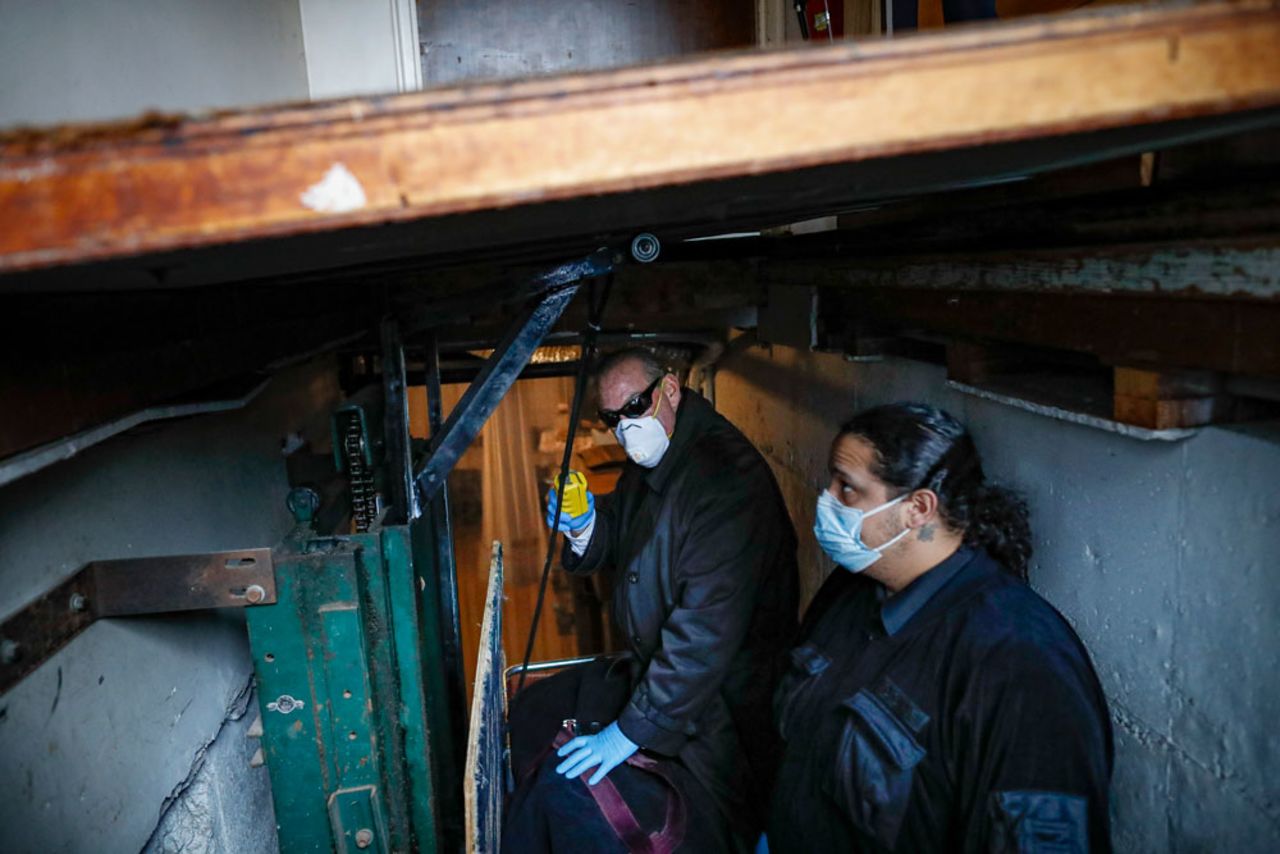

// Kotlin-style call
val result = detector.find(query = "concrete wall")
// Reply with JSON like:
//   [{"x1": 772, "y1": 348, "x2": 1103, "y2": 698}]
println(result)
[
  {"x1": 0, "y1": 357, "x2": 342, "y2": 853},
  {"x1": 0, "y1": 0, "x2": 421, "y2": 129},
  {"x1": 713, "y1": 338, "x2": 1280, "y2": 851},
  {"x1": 0, "y1": 0, "x2": 310, "y2": 128}
]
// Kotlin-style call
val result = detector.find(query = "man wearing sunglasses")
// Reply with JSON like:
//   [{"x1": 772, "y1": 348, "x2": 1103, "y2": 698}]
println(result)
[{"x1": 544, "y1": 346, "x2": 799, "y2": 851}]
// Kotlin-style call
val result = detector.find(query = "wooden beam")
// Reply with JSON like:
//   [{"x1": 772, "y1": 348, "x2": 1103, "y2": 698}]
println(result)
[
  {"x1": 779, "y1": 240, "x2": 1280, "y2": 299},
  {"x1": 1112, "y1": 366, "x2": 1230, "y2": 429},
  {"x1": 2, "y1": 1, "x2": 1280, "y2": 274},
  {"x1": 818, "y1": 287, "x2": 1280, "y2": 377}
]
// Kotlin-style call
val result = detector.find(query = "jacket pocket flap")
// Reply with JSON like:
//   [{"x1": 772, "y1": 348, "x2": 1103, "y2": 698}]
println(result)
[{"x1": 841, "y1": 690, "x2": 926, "y2": 771}]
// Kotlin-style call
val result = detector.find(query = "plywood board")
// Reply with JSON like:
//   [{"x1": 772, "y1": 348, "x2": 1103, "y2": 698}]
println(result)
[{"x1": 465, "y1": 540, "x2": 507, "y2": 852}]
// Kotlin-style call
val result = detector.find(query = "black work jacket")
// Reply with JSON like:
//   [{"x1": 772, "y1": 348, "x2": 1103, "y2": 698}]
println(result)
[
  {"x1": 768, "y1": 547, "x2": 1113, "y2": 853},
  {"x1": 564, "y1": 389, "x2": 799, "y2": 829}
]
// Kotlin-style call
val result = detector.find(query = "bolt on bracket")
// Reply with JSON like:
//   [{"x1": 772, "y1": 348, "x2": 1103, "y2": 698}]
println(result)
[{"x1": 0, "y1": 548, "x2": 275, "y2": 695}]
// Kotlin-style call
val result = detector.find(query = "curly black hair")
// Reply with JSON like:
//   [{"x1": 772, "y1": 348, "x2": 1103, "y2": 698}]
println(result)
[{"x1": 838, "y1": 402, "x2": 1032, "y2": 580}]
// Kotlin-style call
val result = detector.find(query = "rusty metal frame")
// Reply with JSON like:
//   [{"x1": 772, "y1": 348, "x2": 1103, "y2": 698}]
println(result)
[{"x1": 0, "y1": 548, "x2": 275, "y2": 694}]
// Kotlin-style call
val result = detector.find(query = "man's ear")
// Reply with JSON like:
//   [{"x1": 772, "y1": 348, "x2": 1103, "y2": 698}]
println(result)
[
  {"x1": 905, "y1": 489, "x2": 940, "y2": 528},
  {"x1": 663, "y1": 373, "x2": 681, "y2": 407}
]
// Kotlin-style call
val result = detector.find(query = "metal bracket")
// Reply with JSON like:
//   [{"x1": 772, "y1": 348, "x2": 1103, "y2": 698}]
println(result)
[
  {"x1": 0, "y1": 548, "x2": 274, "y2": 694},
  {"x1": 413, "y1": 248, "x2": 615, "y2": 506},
  {"x1": 329, "y1": 785, "x2": 386, "y2": 853}
]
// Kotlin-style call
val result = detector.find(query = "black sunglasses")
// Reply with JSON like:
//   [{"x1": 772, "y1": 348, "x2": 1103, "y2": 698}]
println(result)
[{"x1": 598, "y1": 376, "x2": 663, "y2": 428}]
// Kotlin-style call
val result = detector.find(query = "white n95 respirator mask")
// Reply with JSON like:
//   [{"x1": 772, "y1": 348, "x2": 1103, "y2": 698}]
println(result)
[{"x1": 615, "y1": 414, "x2": 670, "y2": 468}]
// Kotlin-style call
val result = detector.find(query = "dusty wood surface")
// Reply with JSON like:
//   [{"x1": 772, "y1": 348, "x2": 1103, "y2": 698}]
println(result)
[{"x1": 3, "y1": 1, "x2": 1280, "y2": 274}]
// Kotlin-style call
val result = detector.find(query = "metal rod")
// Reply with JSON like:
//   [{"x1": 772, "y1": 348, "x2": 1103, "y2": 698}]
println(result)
[
  {"x1": 425, "y1": 331, "x2": 445, "y2": 436},
  {"x1": 382, "y1": 317, "x2": 418, "y2": 524},
  {"x1": 517, "y1": 274, "x2": 613, "y2": 696},
  {"x1": 423, "y1": 328, "x2": 468, "y2": 779},
  {"x1": 415, "y1": 286, "x2": 579, "y2": 504}
]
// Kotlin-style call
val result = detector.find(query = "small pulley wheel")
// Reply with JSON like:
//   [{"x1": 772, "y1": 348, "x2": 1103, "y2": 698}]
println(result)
[{"x1": 630, "y1": 233, "x2": 660, "y2": 263}]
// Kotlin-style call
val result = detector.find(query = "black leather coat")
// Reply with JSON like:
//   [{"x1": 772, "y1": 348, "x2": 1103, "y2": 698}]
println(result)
[{"x1": 563, "y1": 389, "x2": 799, "y2": 836}]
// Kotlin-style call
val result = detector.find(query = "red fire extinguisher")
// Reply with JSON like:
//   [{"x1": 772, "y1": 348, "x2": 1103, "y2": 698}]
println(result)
[{"x1": 794, "y1": 0, "x2": 845, "y2": 41}]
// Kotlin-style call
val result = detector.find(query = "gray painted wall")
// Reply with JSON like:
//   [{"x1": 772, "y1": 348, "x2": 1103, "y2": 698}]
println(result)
[
  {"x1": 0, "y1": 0, "x2": 309, "y2": 128},
  {"x1": 714, "y1": 339, "x2": 1280, "y2": 851},
  {"x1": 0, "y1": 357, "x2": 342, "y2": 853}
]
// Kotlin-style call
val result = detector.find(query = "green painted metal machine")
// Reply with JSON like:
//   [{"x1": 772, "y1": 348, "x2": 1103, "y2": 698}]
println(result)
[
  {"x1": 240, "y1": 248, "x2": 618, "y2": 853},
  {"x1": 245, "y1": 508, "x2": 457, "y2": 852}
]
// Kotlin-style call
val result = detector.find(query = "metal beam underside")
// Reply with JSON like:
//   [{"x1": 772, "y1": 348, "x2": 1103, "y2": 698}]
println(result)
[
  {"x1": 817, "y1": 286, "x2": 1280, "y2": 377},
  {"x1": 3, "y1": 1, "x2": 1280, "y2": 277}
]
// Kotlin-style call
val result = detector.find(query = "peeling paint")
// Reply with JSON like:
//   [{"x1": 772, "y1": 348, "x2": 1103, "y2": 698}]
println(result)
[{"x1": 300, "y1": 163, "x2": 367, "y2": 214}]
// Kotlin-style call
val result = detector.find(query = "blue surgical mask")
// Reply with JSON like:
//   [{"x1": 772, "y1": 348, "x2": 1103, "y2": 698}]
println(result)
[{"x1": 813, "y1": 489, "x2": 912, "y2": 573}]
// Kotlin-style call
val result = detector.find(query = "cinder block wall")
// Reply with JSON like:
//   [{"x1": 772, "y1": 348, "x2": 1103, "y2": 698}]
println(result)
[
  {"x1": 714, "y1": 339, "x2": 1280, "y2": 851},
  {"x1": 0, "y1": 357, "x2": 342, "y2": 853}
]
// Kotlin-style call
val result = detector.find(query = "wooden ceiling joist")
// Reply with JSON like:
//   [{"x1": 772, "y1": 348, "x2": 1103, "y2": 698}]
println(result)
[{"x1": 2, "y1": 0, "x2": 1280, "y2": 276}]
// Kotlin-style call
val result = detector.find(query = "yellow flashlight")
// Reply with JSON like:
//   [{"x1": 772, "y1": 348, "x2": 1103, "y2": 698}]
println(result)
[{"x1": 553, "y1": 470, "x2": 590, "y2": 518}]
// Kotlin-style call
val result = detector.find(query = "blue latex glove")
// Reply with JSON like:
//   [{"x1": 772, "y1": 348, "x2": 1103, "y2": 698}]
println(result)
[
  {"x1": 554, "y1": 721, "x2": 638, "y2": 786},
  {"x1": 544, "y1": 486, "x2": 595, "y2": 534}
]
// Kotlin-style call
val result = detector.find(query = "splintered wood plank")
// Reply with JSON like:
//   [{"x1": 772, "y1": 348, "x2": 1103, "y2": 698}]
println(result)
[{"x1": 3, "y1": 1, "x2": 1280, "y2": 274}]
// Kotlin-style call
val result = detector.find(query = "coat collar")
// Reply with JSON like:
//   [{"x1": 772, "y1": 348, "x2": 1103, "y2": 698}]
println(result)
[
  {"x1": 877, "y1": 546, "x2": 977, "y2": 636},
  {"x1": 641, "y1": 388, "x2": 714, "y2": 495}
]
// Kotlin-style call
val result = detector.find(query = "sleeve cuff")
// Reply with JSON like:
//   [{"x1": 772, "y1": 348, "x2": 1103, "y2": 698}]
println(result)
[
  {"x1": 565, "y1": 513, "x2": 595, "y2": 555},
  {"x1": 617, "y1": 692, "x2": 695, "y2": 756},
  {"x1": 562, "y1": 511, "x2": 607, "y2": 573}
]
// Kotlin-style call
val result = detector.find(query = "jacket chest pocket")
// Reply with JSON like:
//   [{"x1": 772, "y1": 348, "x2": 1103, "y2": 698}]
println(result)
[
  {"x1": 774, "y1": 643, "x2": 830, "y2": 741},
  {"x1": 826, "y1": 688, "x2": 927, "y2": 850}
]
